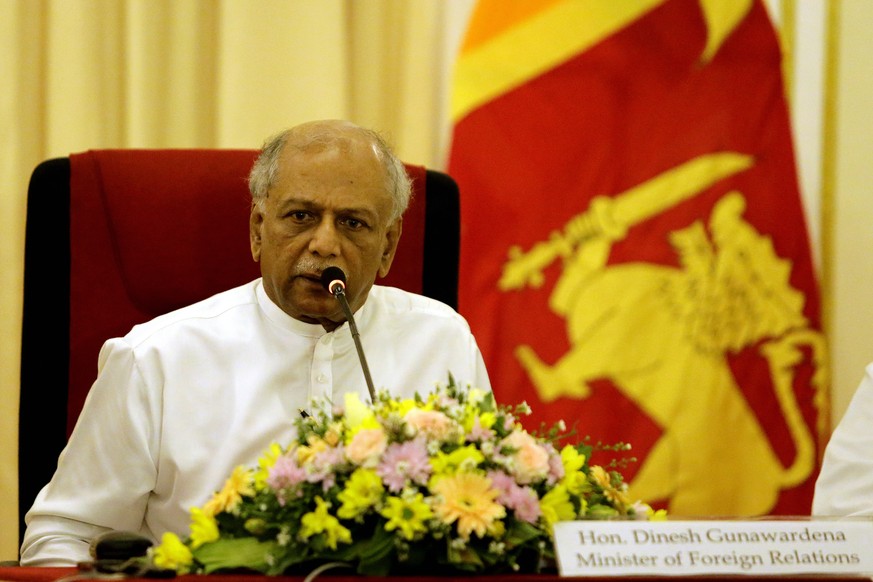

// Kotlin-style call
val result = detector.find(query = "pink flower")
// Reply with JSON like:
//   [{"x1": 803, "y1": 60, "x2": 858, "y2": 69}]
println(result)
[
  {"x1": 377, "y1": 437, "x2": 431, "y2": 492},
  {"x1": 486, "y1": 470, "x2": 541, "y2": 524},
  {"x1": 506, "y1": 486, "x2": 541, "y2": 523},
  {"x1": 404, "y1": 408, "x2": 456, "y2": 440},
  {"x1": 305, "y1": 445, "x2": 346, "y2": 490},
  {"x1": 500, "y1": 430, "x2": 550, "y2": 484},
  {"x1": 545, "y1": 442, "x2": 565, "y2": 485},
  {"x1": 466, "y1": 415, "x2": 495, "y2": 443},
  {"x1": 267, "y1": 455, "x2": 307, "y2": 506},
  {"x1": 345, "y1": 427, "x2": 387, "y2": 467},
  {"x1": 502, "y1": 414, "x2": 516, "y2": 431}
]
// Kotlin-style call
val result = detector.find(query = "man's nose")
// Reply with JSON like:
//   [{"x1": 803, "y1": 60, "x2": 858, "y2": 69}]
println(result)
[{"x1": 308, "y1": 218, "x2": 341, "y2": 256}]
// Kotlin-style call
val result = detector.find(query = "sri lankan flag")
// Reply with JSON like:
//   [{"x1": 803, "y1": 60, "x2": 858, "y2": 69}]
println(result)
[{"x1": 448, "y1": 0, "x2": 827, "y2": 516}]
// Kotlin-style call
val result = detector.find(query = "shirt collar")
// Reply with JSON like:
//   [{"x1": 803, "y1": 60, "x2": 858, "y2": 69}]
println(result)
[{"x1": 254, "y1": 278, "x2": 375, "y2": 338}]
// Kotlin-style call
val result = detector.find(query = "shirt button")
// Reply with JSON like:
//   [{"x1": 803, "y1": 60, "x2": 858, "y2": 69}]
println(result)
[{"x1": 316, "y1": 374, "x2": 327, "y2": 383}]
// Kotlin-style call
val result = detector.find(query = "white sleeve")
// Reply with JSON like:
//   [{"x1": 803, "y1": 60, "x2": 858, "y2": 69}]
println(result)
[
  {"x1": 812, "y1": 363, "x2": 873, "y2": 516},
  {"x1": 20, "y1": 338, "x2": 161, "y2": 565},
  {"x1": 18, "y1": 517, "x2": 109, "y2": 566},
  {"x1": 472, "y1": 337, "x2": 492, "y2": 393}
]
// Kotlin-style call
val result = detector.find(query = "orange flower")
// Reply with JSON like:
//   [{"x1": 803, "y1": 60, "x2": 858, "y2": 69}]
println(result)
[{"x1": 431, "y1": 472, "x2": 505, "y2": 541}]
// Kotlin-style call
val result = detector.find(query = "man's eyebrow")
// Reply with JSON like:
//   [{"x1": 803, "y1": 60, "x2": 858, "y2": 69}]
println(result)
[
  {"x1": 275, "y1": 197, "x2": 319, "y2": 212},
  {"x1": 275, "y1": 197, "x2": 379, "y2": 220}
]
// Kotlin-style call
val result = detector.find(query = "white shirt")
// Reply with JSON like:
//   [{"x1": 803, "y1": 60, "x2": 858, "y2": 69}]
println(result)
[
  {"x1": 812, "y1": 362, "x2": 873, "y2": 516},
  {"x1": 21, "y1": 280, "x2": 491, "y2": 565}
]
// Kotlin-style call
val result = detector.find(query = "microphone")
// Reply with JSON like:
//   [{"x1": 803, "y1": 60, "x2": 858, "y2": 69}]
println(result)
[{"x1": 320, "y1": 266, "x2": 376, "y2": 403}]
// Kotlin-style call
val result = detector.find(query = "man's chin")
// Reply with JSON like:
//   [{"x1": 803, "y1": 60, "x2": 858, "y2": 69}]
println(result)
[{"x1": 289, "y1": 297, "x2": 344, "y2": 328}]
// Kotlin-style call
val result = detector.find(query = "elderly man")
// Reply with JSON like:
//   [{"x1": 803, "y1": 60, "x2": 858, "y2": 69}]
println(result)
[{"x1": 21, "y1": 120, "x2": 491, "y2": 565}]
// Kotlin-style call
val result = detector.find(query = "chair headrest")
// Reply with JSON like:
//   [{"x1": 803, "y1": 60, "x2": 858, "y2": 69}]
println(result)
[{"x1": 71, "y1": 149, "x2": 262, "y2": 315}]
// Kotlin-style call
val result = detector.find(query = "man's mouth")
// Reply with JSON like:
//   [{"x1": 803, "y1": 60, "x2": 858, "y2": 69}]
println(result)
[
  {"x1": 296, "y1": 271, "x2": 331, "y2": 292},
  {"x1": 298, "y1": 272, "x2": 321, "y2": 283}
]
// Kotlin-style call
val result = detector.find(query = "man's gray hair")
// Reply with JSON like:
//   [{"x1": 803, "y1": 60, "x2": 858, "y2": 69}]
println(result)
[{"x1": 248, "y1": 120, "x2": 412, "y2": 223}]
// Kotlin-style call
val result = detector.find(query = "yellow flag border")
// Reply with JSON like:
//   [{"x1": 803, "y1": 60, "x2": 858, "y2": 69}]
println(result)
[
  {"x1": 451, "y1": 0, "x2": 664, "y2": 122},
  {"x1": 451, "y1": 0, "x2": 755, "y2": 123}
]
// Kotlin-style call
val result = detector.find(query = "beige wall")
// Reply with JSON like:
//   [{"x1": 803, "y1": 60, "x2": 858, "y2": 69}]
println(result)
[
  {"x1": 828, "y1": 0, "x2": 873, "y2": 427},
  {"x1": 2, "y1": 0, "x2": 872, "y2": 562}
]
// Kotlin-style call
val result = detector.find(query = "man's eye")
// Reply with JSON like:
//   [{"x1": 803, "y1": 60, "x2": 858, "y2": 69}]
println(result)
[
  {"x1": 343, "y1": 218, "x2": 366, "y2": 230},
  {"x1": 287, "y1": 211, "x2": 310, "y2": 221}
]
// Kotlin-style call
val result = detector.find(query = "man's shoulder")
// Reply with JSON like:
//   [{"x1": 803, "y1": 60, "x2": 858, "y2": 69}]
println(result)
[
  {"x1": 367, "y1": 286, "x2": 468, "y2": 327},
  {"x1": 369, "y1": 285, "x2": 456, "y2": 314},
  {"x1": 124, "y1": 280, "x2": 261, "y2": 344}
]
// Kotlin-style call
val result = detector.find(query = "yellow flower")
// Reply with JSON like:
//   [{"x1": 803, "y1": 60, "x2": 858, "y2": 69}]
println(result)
[
  {"x1": 467, "y1": 387, "x2": 489, "y2": 407},
  {"x1": 588, "y1": 465, "x2": 629, "y2": 509},
  {"x1": 296, "y1": 436, "x2": 329, "y2": 465},
  {"x1": 391, "y1": 397, "x2": 419, "y2": 417},
  {"x1": 300, "y1": 496, "x2": 352, "y2": 550},
  {"x1": 560, "y1": 445, "x2": 586, "y2": 473},
  {"x1": 487, "y1": 518, "x2": 505, "y2": 539},
  {"x1": 540, "y1": 484, "x2": 575, "y2": 529},
  {"x1": 253, "y1": 443, "x2": 283, "y2": 490},
  {"x1": 589, "y1": 465, "x2": 612, "y2": 489},
  {"x1": 648, "y1": 508, "x2": 669, "y2": 521},
  {"x1": 189, "y1": 506, "x2": 219, "y2": 549},
  {"x1": 203, "y1": 466, "x2": 254, "y2": 516},
  {"x1": 151, "y1": 532, "x2": 193, "y2": 572},
  {"x1": 477, "y1": 411, "x2": 496, "y2": 429},
  {"x1": 603, "y1": 483, "x2": 631, "y2": 508},
  {"x1": 337, "y1": 468, "x2": 385, "y2": 519},
  {"x1": 324, "y1": 421, "x2": 344, "y2": 447},
  {"x1": 430, "y1": 444, "x2": 484, "y2": 476},
  {"x1": 344, "y1": 392, "x2": 377, "y2": 430},
  {"x1": 563, "y1": 470, "x2": 591, "y2": 496},
  {"x1": 462, "y1": 409, "x2": 496, "y2": 433},
  {"x1": 244, "y1": 518, "x2": 267, "y2": 535},
  {"x1": 380, "y1": 493, "x2": 433, "y2": 540},
  {"x1": 560, "y1": 445, "x2": 590, "y2": 495},
  {"x1": 431, "y1": 472, "x2": 505, "y2": 541}
]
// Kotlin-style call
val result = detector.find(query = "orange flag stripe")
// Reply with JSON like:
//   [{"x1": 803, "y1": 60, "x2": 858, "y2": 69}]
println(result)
[
  {"x1": 452, "y1": 0, "x2": 755, "y2": 123},
  {"x1": 459, "y1": 0, "x2": 565, "y2": 52},
  {"x1": 452, "y1": 0, "x2": 664, "y2": 123}
]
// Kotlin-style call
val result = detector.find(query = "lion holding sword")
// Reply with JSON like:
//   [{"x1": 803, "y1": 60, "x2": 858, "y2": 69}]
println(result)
[{"x1": 500, "y1": 152, "x2": 826, "y2": 515}]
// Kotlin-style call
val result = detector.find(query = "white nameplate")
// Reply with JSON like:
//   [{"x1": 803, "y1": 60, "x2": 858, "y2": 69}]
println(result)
[{"x1": 554, "y1": 519, "x2": 873, "y2": 577}]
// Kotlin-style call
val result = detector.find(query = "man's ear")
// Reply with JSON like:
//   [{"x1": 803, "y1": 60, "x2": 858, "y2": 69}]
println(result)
[
  {"x1": 377, "y1": 218, "x2": 403, "y2": 278},
  {"x1": 249, "y1": 204, "x2": 264, "y2": 262}
]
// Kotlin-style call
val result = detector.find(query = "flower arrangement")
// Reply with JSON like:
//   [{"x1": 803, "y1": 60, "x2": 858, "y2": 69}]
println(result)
[{"x1": 150, "y1": 379, "x2": 662, "y2": 576}]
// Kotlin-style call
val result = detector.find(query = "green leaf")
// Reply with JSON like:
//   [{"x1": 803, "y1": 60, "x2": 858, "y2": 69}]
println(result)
[
  {"x1": 193, "y1": 537, "x2": 277, "y2": 574},
  {"x1": 344, "y1": 524, "x2": 396, "y2": 576},
  {"x1": 505, "y1": 520, "x2": 543, "y2": 548},
  {"x1": 447, "y1": 543, "x2": 484, "y2": 571}
]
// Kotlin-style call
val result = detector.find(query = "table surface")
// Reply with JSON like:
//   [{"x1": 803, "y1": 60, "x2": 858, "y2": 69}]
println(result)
[{"x1": 1, "y1": 567, "x2": 871, "y2": 582}]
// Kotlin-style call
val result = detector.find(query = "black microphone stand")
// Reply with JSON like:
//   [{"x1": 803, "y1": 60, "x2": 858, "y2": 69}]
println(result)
[{"x1": 322, "y1": 268, "x2": 376, "y2": 403}]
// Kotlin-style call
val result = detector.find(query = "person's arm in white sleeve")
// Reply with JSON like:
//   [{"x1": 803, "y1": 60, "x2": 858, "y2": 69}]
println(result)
[
  {"x1": 813, "y1": 362, "x2": 873, "y2": 516},
  {"x1": 20, "y1": 338, "x2": 161, "y2": 565},
  {"x1": 472, "y1": 338, "x2": 491, "y2": 394}
]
